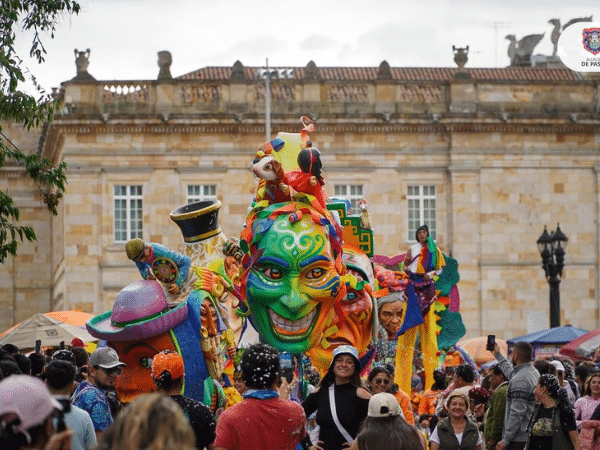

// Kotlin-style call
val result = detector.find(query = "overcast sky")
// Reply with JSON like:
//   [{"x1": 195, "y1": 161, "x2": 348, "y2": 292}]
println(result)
[{"x1": 13, "y1": 0, "x2": 600, "y2": 93}]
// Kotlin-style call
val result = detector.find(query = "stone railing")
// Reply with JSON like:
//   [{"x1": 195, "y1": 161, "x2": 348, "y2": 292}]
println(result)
[{"x1": 60, "y1": 76, "x2": 598, "y2": 118}]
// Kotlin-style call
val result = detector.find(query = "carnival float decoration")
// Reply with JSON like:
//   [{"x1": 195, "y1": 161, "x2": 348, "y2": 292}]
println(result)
[
  {"x1": 84, "y1": 116, "x2": 465, "y2": 409},
  {"x1": 87, "y1": 200, "x2": 242, "y2": 411}
]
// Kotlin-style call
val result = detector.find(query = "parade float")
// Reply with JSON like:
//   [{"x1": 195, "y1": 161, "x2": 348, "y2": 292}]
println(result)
[{"x1": 86, "y1": 117, "x2": 465, "y2": 407}]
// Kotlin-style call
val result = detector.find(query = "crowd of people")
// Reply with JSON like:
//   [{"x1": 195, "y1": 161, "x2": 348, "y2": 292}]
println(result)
[{"x1": 1, "y1": 338, "x2": 600, "y2": 450}]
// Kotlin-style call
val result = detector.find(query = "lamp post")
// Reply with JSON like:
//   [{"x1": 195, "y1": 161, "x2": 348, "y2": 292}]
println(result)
[{"x1": 537, "y1": 224, "x2": 568, "y2": 328}]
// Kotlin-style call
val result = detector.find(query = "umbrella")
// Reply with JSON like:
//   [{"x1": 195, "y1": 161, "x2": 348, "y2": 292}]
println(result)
[
  {"x1": 0, "y1": 311, "x2": 93, "y2": 339},
  {"x1": 44, "y1": 311, "x2": 92, "y2": 327},
  {"x1": 560, "y1": 330, "x2": 600, "y2": 360},
  {"x1": 507, "y1": 325, "x2": 588, "y2": 345},
  {"x1": 457, "y1": 336, "x2": 508, "y2": 366},
  {"x1": 0, "y1": 313, "x2": 97, "y2": 350}
]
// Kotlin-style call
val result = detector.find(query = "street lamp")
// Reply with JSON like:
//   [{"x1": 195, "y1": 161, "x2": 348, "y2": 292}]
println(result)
[{"x1": 537, "y1": 224, "x2": 568, "y2": 328}]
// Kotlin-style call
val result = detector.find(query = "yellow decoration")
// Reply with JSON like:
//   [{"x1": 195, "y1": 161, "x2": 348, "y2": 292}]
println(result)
[
  {"x1": 395, "y1": 307, "x2": 439, "y2": 394},
  {"x1": 223, "y1": 386, "x2": 243, "y2": 409},
  {"x1": 273, "y1": 132, "x2": 302, "y2": 172}
]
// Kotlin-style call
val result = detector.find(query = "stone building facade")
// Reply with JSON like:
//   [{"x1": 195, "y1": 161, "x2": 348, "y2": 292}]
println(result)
[{"x1": 1, "y1": 57, "x2": 600, "y2": 340}]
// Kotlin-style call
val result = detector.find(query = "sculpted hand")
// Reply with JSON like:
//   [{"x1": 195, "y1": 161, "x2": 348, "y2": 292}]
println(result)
[{"x1": 167, "y1": 283, "x2": 180, "y2": 295}]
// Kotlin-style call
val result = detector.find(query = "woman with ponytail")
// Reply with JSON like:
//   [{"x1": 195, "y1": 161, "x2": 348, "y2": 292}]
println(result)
[{"x1": 526, "y1": 374, "x2": 583, "y2": 450}]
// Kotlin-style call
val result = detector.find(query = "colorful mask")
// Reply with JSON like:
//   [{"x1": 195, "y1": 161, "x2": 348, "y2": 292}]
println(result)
[
  {"x1": 307, "y1": 246, "x2": 375, "y2": 371},
  {"x1": 242, "y1": 204, "x2": 344, "y2": 354}
]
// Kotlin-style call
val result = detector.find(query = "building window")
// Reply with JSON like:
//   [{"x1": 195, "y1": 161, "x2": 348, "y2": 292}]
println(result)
[
  {"x1": 334, "y1": 184, "x2": 364, "y2": 214},
  {"x1": 407, "y1": 185, "x2": 436, "y2": 241},
  {"x1": 114, "y1": 185, "x2": 143, "y2": 243},
  {"x1": 187, "y1": 184, "x2": 217, "y2": 204}
]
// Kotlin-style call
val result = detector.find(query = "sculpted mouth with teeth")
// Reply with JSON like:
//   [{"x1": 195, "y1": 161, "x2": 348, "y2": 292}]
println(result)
[{"x1": 268, "y1": 306, "x2": 319, "y2": 339}]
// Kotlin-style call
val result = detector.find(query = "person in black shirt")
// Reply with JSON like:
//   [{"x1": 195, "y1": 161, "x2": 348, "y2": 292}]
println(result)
[
  {"x1": 302, "y1": 345, "x2": 371, "y2": 450},
  {"x1": 151, "y1": 350, "x2": 216, "y2": 450},
  {"x1": 526, "y1": 374, "x2": 582, "y2": 450}
]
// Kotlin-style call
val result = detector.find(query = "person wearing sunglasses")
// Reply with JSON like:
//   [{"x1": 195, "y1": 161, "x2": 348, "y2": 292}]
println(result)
[
  {"x1": 71, "y1": 347, "x2": 125, "y2": 440},
  {"x1": 367, "y1": 367, "x2": 413, "y2": 424}
]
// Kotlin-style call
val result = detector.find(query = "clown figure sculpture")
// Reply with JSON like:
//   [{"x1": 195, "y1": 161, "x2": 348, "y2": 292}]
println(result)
[{"x1": 306, "y1": 244, "x2": 377, "y2": 373}]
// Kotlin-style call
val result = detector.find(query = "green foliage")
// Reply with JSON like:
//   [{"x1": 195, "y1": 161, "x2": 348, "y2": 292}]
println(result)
[{"x1": 0, "y1": 0, "x2": 80, "y2": 263}]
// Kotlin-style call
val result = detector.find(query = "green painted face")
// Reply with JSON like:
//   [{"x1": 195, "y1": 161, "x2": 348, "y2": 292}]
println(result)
[{"x1": 246, "y1": 214, "x2": 342, "y2": 354}]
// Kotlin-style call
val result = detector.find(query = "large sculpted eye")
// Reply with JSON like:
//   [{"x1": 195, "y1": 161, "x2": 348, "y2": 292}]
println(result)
[
  {"x1": 259, "y1": 266, "x2": 283, "y2": 280},
  {"x1": 342, "y1": 289, "x2": 358, "y2": 303},
  {"x1": 306, "y1": 268, "x2": 326, "y2": 279},
  {"x1": 140, "y1": 356, "x2": 153, "y2": 368}
]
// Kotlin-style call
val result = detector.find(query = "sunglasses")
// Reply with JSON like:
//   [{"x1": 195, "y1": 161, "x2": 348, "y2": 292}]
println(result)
[
  {"x1": 99, "y1": 366, "x2": 123, "y2": 376},
  {"x1": 374, "y1": 378, "x2": 390, "y2": 385}
]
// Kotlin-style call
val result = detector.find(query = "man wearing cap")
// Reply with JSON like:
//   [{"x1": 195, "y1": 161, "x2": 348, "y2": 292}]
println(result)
[
  {"x1": 0, "y1": 374, "x2": 73, "y2": 450},
  {"x1": 214, "y1": 343, "x2": 306, "y2": 450},
  {"x1": 125, "y1": 238, "x2": 191, "y2": 295},
  {"x1": 151, "y1": 350, "x2": 216, "y2": 450},
  {"x1": 491, "y1": 341, "x2": 539, "y2": 450},
  {"x1": 71, "y1": 347, "x2": 125, "y2": 439}
]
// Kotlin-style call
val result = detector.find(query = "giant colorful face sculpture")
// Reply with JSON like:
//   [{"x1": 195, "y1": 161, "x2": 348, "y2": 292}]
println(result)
[
  {"x1": 307, "y1": 245, "x2": 376, "y2": 371},
  {"x1": 241, "y1": 203, "x2": 345, "y2": 354}
]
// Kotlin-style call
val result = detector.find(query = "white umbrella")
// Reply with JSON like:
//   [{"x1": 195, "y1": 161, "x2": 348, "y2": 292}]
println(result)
[{"x1": 0, "y1": 313, "x2": 97, "y2": 350}]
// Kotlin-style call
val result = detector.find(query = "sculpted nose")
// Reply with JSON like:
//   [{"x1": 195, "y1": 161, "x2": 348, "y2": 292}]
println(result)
[{"x1": 279, "y1": 290, "x2": 308, "y2": 315}]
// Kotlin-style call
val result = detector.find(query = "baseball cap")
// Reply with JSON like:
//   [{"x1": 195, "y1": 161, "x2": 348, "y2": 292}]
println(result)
[
  {"x1": 368, "y1": 393, "x2": 401, "y2": 417},
  {"x1": 89, "y1": 347, "x2": 126, "y2": 369},
  {"x1": 70, "y1": 338, "x2": 85, "y2": 348},
  {"x1": 151, "y1": 350, "x2": 184, "y2": 380},
  {"x1": 550, "y1": 360, "x2": 565, "y2": 372},
  {"x1": 0, "y1": 375, "x2": 62, "y2": 436}
]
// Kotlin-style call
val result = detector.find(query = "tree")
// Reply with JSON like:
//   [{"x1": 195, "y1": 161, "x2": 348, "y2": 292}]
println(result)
[{"x1": 0, "y1": 0, "x2": 80, "y2": 263}]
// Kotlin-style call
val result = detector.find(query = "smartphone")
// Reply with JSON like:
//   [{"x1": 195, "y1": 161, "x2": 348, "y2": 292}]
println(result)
[
  {"x1": 35, "y1": 340, "x2": 41, "y2": 354},
  {"x1": 486, "y1": 334, "x2": 496, "y2": 351},
  {"x1": 55, "y1": 398, "x2": 71, "y2": 432},
  {"x1": 279, "y1": 352, "x2": 294, "y2": 383}
]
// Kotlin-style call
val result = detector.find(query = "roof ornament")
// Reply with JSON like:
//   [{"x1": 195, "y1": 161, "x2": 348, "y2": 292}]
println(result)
[
  {"x1": 453, "y1": 45, "x2": 469, "y2": 70},
  {"x1": 157, "y1": 51, "x2": 173, "y2": 80},
  {"x1": 73, "y1": 48, "x2": 96, "y2": 81},
  {"x1": 452, "y1": 46, "x2": 471, "y2": 80},
  {"x1": 549, "y1": 16, "x2": 593, "y2": 56},
  {"x1": 505, "y1": 33, "x2": 545, "y2": 66},
  {"x1": 230, "y1": 60, "x2": 246, "y2": 80},
  {"x1": 304, "y1": 60, "x2": 320, "y2": 80},
  {"x1": 377, "y1": 60, "x2": 392, "y2": 80}
]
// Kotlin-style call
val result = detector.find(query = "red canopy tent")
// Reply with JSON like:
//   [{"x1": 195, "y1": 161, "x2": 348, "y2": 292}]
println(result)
[{"x1": 560, "y1": 329, "x2": 600, "y2": 360}]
